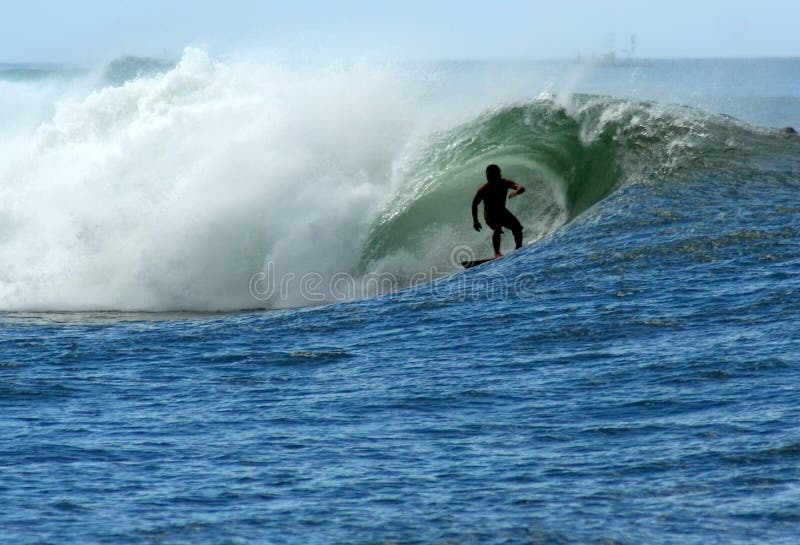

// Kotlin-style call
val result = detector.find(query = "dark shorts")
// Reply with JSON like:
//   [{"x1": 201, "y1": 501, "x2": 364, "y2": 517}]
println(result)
[{"x1": 485, "y1": 208, "x2": 523, "y2": 232}]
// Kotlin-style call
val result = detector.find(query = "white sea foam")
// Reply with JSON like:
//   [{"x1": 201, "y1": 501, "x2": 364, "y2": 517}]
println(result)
[{"x1": 0, "y1": 51, "x2": 409, "y2": 309}]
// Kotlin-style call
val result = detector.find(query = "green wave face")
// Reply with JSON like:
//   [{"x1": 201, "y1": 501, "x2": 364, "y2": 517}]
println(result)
[{"x1": 360, "y1": 94, "x2": 794, "y2": 272}]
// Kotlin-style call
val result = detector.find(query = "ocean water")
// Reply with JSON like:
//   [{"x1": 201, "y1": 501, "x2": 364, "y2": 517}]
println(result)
[{"x1": 2, "y1": 52, "x2": 800, "y2": 544}]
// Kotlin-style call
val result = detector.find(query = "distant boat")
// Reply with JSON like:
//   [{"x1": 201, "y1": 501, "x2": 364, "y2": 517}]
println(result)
[{"x1": 593, "y1": 35, "x2": 647, "y2": 67}]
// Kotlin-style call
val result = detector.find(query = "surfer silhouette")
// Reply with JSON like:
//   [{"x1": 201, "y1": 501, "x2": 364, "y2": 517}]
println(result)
[{"x1": 471, "y1": 164, "x2": 525, "y2": 258}]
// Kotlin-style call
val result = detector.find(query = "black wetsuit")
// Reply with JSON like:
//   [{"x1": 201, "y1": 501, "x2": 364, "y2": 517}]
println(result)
[{"x1": 482, "y1": 179, "x2": 523, "y2": 233}]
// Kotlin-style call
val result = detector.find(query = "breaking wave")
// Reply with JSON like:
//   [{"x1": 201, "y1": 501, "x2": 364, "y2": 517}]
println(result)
[{"x1": 0, "y1": 49, "x2": 793, "y2": 311}]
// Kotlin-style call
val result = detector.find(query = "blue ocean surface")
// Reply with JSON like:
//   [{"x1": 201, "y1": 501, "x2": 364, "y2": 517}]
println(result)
[{"x1": 2, "y1": 55, "x2": 800, "y2": 544}]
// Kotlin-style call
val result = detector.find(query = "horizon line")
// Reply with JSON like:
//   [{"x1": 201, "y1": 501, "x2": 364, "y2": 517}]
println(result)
[{"x1": 2, "y1": 54, "x2": 800, "y2": 67}]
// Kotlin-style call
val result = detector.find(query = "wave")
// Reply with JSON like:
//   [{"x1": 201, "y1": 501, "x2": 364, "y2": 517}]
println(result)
[
  {"x1": 360, "y1": 93, "x2": 793, "y2": 274},
  {"x1": 0, "y1": 49, "x2": 795, "y2": 311}
]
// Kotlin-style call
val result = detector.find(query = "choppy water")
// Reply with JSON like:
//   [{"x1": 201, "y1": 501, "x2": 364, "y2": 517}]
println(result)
[{"x1": 2, "y1": 54, "x2": 800, "y2": 544}]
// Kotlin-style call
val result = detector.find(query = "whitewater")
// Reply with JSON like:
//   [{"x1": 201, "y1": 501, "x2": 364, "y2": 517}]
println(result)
[{"x1": 2, "y1": 50, "x2": 800, "y2": 545}]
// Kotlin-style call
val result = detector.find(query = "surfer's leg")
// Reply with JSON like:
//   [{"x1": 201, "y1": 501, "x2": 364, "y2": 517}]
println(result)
[
  {"x1": 485, "y1": 213, "x2": 504, "y2": 257},
  {"x1": 503, "y1": 211, "x2": 524, "y2": 249},
  {"x1": 512, "y1": 225, "x2": 523, "y2": 249},
  {"x1": 492, "y1": 226, "x2": 503, "y2": 257}
]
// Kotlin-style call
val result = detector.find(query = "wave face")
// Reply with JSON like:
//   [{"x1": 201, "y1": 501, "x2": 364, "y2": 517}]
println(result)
[
  {"x1": 360, "y1": 93, "x2": 790, "y2": 279},
  {"x1": 0, "y1": 50, "x2": 795, "y2": 311}
]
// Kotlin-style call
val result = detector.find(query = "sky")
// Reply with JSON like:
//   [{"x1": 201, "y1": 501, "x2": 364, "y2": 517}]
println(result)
[{"x1": 3, "y1": 0, "x2": 800, "y2": 63}]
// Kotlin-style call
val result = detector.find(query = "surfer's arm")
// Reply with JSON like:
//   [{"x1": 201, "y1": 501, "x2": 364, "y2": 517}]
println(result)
[
  {"x1": 507, "y1": 179, "x2": 526, "y2": 198},
  {"x1": 471, "y1": 187, "x2": 484, "y2": 231}
]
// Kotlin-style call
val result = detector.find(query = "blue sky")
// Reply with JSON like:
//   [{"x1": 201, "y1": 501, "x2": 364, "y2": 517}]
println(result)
[{"x1": 4, "y1": 0, "x2": 800, "y2": 62}]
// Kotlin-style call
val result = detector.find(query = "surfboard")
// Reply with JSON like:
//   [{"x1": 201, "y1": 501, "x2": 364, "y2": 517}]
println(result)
[{"x1": 461, "y1": 257, "x2": 496, "y2": 269}]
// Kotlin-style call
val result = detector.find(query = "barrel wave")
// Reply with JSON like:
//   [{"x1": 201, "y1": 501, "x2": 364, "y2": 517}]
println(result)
[
  {"x1": 360, "y1": 92, "x2": 788, "y2": 278},
  {"x1": 0, "y1": 50, "x2": 795, "y2": 311}
]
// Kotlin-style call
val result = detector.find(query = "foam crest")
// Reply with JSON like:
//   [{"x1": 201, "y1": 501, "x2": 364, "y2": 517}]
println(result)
[{"x1": 0, "y1": 49, "x2": 431, "y2": 310}]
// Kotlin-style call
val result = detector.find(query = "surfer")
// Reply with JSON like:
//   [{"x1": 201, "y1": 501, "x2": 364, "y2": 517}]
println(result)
[{"x1": 471, "y1": 164, "x2": 525, "y2": 258}]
